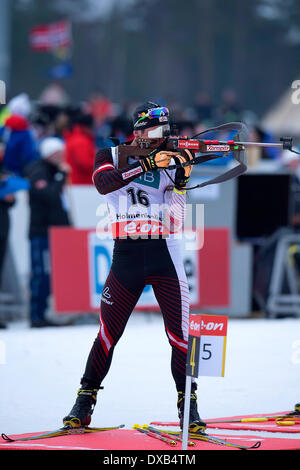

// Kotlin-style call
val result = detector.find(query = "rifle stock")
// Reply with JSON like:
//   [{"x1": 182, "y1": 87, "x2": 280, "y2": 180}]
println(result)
[
  {"x1": 111, "y1": 121, "x2": 296, "y2": 190},
  {"x1": 116, "y1": 137, "x2": 239, "y2": 169}
]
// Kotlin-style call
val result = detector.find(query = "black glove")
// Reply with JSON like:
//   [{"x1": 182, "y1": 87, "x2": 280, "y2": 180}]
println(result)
[
  {"x1": 174, "y1": 150, "x2": 194, "y2": 190},
  {"x1": 140, "y1": 150, "x2": 182, "y2": 172}
]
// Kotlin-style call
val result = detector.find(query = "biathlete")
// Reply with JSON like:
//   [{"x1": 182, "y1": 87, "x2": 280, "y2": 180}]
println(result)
[{"x1": 63, "y1": 101, "x2": 206, "y2": 433}]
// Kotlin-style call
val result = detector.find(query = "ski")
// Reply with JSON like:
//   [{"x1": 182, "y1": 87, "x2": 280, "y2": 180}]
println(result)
[
  {"x1": 208, "y1": 406, "x2": 300, "y2": 424},
  {"x1": 151, "y1": 411, "x2": 300, "y2": 427},
  {"x1": 207, "y1": 415, "x2": 300, "y2": 424},
  {"x1": 276, "y1": 420, "x2": 299, "y2": 426},
  {"x1": 132, "y1": 424, "x2": 177, "y2": 447},
  {"x1": 144, "y1": 425, "x2": 196, "y2": 447},
  {"x1": 188, "y1": 431, "x2": 261, "y2": 450},
  {"x1": 149, "y1": 427, "x2": 261, "y2": 450},
  {"x1": 1, "y1": 424, "x2": 125, "y2": 443}
]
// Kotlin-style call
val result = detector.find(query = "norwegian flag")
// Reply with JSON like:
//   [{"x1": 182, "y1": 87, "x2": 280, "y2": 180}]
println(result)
[{"x1": 29, "y1": 20, "x2": 72, "y2": 52}]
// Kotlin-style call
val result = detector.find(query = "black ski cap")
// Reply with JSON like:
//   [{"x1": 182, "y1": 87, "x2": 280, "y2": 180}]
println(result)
[{"x1": 133, "y1": 101, "x2": 169, "y2": 130}]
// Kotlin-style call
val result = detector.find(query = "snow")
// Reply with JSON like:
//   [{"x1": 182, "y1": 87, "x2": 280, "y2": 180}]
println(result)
[{"x1": 1, "y1": 313, "x2": 300, "y2": 435}]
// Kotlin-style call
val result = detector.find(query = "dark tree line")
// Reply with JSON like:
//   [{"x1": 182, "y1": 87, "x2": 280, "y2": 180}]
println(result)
[{"x1": 9, "y1": 0, "x2": 300, "y2": 116}]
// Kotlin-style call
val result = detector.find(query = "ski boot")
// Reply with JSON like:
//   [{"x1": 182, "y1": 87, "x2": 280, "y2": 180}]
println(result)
[
  {"x1": 177, "y1": 384, "x2": 206, "y2": 434},
  {"x1": 287, "y1": 403, "x2": 300, "y2": 416},
  {"x1": 63, "y1": 386, "x2": 101, "y2": 428}
]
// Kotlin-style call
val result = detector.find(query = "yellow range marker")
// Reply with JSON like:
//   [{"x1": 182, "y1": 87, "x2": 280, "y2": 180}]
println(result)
[
  {"x1": 276, "y1": 421, "x2": 296, "y2": 426},
  {"x1": 207, "y1": 416, "x2": 300, "y2": 424},
  {"x1": 239, "y1": 418, "x2": 297, "y2": 425},
  {"x1": 206, "y1": 417, "x2": 269, "y2": 424}
]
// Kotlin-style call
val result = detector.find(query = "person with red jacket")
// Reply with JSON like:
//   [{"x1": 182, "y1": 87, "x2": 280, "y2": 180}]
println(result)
[{"x1": 64, "y1": 113, "x2": 96, "y2": 185}]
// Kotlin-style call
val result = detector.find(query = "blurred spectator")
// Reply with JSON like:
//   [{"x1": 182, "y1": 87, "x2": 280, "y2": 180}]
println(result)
[
  {"x1": 64, "y1": 112, "x2": 96, "y2": 184},
  {"x1": 0, "y1": 164, "x2": 15, "y2": 329},
  {"x1": 0, "y1": 104, "x2": 11, "y2": 127},
  {"x1": 39, "y1": 81, "x2": 70, "y2": 107},
  {"x1": 93, "y1": 101, "x2": 135, "y2": 148},
  {"x1": 24, "y1": 137, "x2": 72, "y2": 328},
  {"x1": 8, "y1": 93, "x2": 31, "y2": 118},
  {"x1": 32, "y1": 104, "x2": 85, "y2": 142},
  {"x1": 32, "y1": 104, "x2": 75, "y2": 140},
  {"x1": 253, "y1": 126, "x2": 281, "y2": 160},
  {"x1": 215, "y1": 88, "x2": 242, "y2": 123},
  {"x1": 244, "y1": 125, "x2": 283, "y2": 167},
  {"x1": 193, "y1": 91, "x2": 213, "y2": 124},
  {"x1": 110, "y1": 101, "x2": 133, "y2": 142},
  {"x1": 177, "y1": 121, "x2": 195, "y2": 138},
  {"x1": 86, "y1": 90, "x2": 114, "y2": 129},
  {"x1": 281, "y1": 148, "x2": 300, "y2": 175},
  {"x1": 94, "y1": 120, "x2": 115, "y2": 148},
  {"x1": 31, "y1": 110, "x2": 53, "y2": 144},
  {"x1": 54, "y1": 108, "x2": 72, "y2": 139},
  {"x1": 0, "y1": 93, "x2": 38, "y2": 176},
  {"x1": 246, "y1": 126, "x2": 263, "y2": 167}
]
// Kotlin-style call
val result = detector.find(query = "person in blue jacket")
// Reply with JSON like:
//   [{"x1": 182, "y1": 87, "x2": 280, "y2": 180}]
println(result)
[{"x1": 0, "y1": 93, "x2": 38, "y2": 176}]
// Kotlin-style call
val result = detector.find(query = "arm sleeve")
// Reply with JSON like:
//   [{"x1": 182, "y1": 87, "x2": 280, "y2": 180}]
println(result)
[
  {"x1": 92, "y1": 147, "x2": 145, "y2": 195},
  {"x1": 164, "y1": 188, "x2": 186, "y2": 233}
]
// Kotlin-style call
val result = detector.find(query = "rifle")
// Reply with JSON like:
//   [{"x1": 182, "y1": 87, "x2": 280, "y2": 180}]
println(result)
[{"x1": 116, "y1": 122, "x2": 299, "y2": 191}]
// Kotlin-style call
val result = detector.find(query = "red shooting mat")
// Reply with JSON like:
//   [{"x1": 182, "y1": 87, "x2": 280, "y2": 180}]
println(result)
[
  {"x1": 151, "y1": 411, "x2": 300, "y2": 433},
  {"x1": 0, "y1": 428, "x2": 299, "y2": 451}
]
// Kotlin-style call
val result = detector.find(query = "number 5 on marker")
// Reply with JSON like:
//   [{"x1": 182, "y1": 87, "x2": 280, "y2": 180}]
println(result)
[
  {"x1": 183, "y1": 314, "x2": 228, "y2": 451},
  {"x1": 187, "y1": 314, "x2": 228, "y2": 378}
]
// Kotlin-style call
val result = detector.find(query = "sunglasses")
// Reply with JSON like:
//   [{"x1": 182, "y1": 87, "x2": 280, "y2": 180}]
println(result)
[{"x1": 136, "y1": 107, "x2": 169, "y2": 124}]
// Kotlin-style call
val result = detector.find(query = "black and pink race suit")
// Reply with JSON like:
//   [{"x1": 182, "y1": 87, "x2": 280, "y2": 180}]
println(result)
[{"x1": 82, "y1": 146, "x2": 190, "y2": 392}]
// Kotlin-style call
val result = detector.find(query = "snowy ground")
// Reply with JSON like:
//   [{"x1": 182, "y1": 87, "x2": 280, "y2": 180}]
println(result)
[{"x1": 1, "y1": 313, "x2": 300, "y2": 436}]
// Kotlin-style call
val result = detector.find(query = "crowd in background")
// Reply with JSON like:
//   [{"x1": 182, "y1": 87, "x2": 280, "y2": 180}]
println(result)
[
  {"x1": 0, "y1": 83, "x2": 286, "y2": 184},
  {"x1": 0, "y1": 84, "x2": 296, "y2": 329}
]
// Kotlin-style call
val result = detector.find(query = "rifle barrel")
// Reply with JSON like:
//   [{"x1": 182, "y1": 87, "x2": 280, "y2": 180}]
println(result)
[{"x1": 234, "y1": 141, "x2": 284, "y2": 148}]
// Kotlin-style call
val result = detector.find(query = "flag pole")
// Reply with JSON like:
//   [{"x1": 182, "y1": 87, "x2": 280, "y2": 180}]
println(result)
[{"x1": 181, "y1": 376, "x2": 192, "y2": 450}]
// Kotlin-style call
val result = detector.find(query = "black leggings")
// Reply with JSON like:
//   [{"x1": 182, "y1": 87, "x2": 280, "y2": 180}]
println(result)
[{"x1": 82, "y1": 238, "x2": 189, "y2": 392}]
